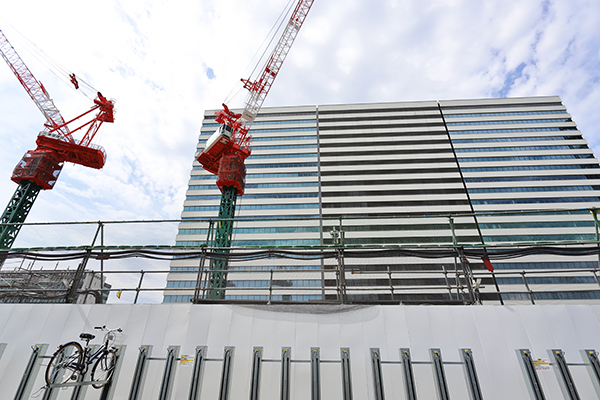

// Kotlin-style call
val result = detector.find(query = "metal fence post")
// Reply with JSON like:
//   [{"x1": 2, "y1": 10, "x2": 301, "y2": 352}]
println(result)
[
  {"x1": 14, "y1": 344, "x2": 48, "y2": 400},
  {"x1": 188, "y1": 346, "x2": 207, "y2": 400},
  {"x1": 158, "y1": 346, "x2": 180, "y2": 400},
  {"x1": 128, "y1": 345, "x2": 153, "y2": 400},
  {"x1": 99, "y1": 345, "x2": 127, "y2": 400}
]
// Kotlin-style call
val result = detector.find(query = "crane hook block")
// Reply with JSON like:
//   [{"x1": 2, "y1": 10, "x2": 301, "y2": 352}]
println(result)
[{"x1": 70, "y1": 74, "x2": 79, "y2": 89}]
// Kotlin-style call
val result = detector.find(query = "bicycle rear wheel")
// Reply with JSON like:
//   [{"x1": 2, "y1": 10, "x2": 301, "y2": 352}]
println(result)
[
  {"x1": 91, "y1": 350, "x2": 117, "y2": 388},
  {"x1": 45, "y1": 342, "x2": 84, "y2": 386}
]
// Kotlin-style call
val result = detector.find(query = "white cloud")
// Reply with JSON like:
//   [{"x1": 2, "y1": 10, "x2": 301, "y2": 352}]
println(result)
[{"x1": 1, "y1": 0, "x2": 600, "y2": 225}]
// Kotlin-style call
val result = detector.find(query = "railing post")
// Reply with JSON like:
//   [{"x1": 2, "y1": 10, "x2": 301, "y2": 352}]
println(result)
[
  {"x1": 449, "y1": 216, "x2": 458, "y2": 246},
  {"x1": 268, "y1": 269, "x2": 274, "y2": 304},
  {"x1": 387, "y1": 266, "x2": 394, "y2": 301},
  {"x1": 521, "y1": 271, "x2": 535, "y2": 305},
  {"x1": 134, "y1": 271, "x2": 145, "y2": 304},
  {"x1": 66, "y1": 222, "x2": 102, "y2": 303},
  {"x1": 193, "y1": 249, "x2": 207, "y2": 303}
]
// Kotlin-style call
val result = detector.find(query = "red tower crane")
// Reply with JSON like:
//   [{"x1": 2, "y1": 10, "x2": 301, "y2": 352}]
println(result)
[
  {"x1": 195, "y1": 0, "x2": 314, "y2": 299},
  {"x1": 0, "y1": 29, "x2": 115, "y2": 249}
]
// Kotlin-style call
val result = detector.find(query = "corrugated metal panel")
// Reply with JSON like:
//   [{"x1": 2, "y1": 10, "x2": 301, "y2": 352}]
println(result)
[{"x1": 0, "y1": 304, "x2": 599, "y2": 399}]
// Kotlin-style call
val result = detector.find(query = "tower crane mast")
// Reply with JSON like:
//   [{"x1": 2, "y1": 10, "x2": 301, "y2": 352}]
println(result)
[
  {"x1": 196, "y1": 0, "x2": 314, "y2": 299},
  {"x1": 0, "y1": 29, "x2": 115, "y2": 249}
]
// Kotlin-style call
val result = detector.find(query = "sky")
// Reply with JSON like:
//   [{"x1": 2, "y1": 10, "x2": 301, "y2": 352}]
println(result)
[{"x1": 1, "y1": 0, "x2": 600, "y2": 231}]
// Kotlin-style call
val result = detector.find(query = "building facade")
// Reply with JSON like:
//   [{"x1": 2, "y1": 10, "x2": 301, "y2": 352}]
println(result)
[{"x1": 164, "y1": 96, "x2": 600, "y2": 304}]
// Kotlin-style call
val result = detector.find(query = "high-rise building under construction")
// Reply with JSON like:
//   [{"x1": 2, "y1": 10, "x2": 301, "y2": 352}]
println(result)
[{"x1": 164, "y1": 95, "x2": 600, "y2": 303}]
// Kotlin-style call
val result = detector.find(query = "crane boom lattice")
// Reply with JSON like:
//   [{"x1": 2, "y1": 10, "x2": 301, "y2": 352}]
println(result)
[
  {"x1": 241, "y1": 0, "x2": 314, "y2": 126},
  {"x1": 0, "y1": 30, "x2": 71, "y2": 140}
]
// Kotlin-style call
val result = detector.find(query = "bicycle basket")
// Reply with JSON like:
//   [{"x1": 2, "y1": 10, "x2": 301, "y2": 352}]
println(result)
[{"x1": 104, "y1": 331, "x2": 126, "y2": 347}]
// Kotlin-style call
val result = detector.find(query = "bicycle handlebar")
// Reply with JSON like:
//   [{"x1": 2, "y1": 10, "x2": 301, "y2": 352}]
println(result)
[{"x1": 94, "y1": 325, "x2": 122, "y2": 333}]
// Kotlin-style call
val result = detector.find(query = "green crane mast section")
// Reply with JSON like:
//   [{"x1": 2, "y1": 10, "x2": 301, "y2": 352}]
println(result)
[{"x1": 196, "y1": 0, "x2": 315, "y2": 299}]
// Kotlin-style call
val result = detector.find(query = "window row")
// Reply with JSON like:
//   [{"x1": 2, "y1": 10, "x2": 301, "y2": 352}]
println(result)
[
  {"x1": 497, "y1": 276, "x2": 596, "y2": 285},
  {"x1": 451, "y1": 127, "x2": 577, "y2": 134},
  {"x1": 200, "y1": 127, "x2": 316, "y2": 135},
  {"x1": 455, "y1": 145, "x2": 587, "y2": 152},
  {"x1": 203, "y1": 111, "x2": 315, "y2": 121},
  {"x1": 461, "y1": 164, "x2": 600, "y2": 172},
  {"x1": 248, "y1": 153, "x2": 317, "y2": 160},
  {"x1": 447, "y1": 118, "x2": 571, "y2": 126},
  {"x1": 175, "y1": 239, "x2": 321, "y2": 246},
  {"x1": 484, "y1": 233, "x2": 596, "y2": 242},
  {"x1": 228, "y1": 280, "x2": 321, "y2": 288},
  {"x1": 186, "y1": 192, "x2": 318, "y2": 201},
  {"x1": 452, "y1": 135, "x2": 581, "y2": 144},
  {"x1": 480, "y1": 221, "x2": 595, "y2": 229},
  {"x1": 181, "y1": 215, "x2": 319, "y2": 221},
  {"x1": 488, "y1": 261, "x2": 597, "y2": 269},
  {"x1": 190, "y1": 172, "x2": 318, "y2": 179},
  {"x1": 458, "y1": 154, "x2": 594, "y2": 162},
  {"x1": 441, "y1": 102, "x2": 563, "y2": 110},
  {"x1": 468, "y1": 185, "x2": 600, "y2": 193},
  {"x1": 250, "y1": 127, "x2": 317, "y2": 133},
  {"x1": 253, "y1": 135, "x2": 316, "y2": 142},
  {"x1": 202, "y1": 119, "x2": 316, "y2": 127},
  {"x1": 169, "y1": 265, "x2": 321, "y2": 272},
  {"x1": 246, "y1": 162, "x2": 318, "y2": 169},
  {"x1": 444, "y1": 110, "x2": 568, "y2": 118},
  {"x1": 183, "y1": 203, "x2": 319, "y2": 212},
  {"x1": 502, "y1": 291, "x2": 600, "y2": 300},
  {"x1": 464, "y1": 175, "x2": 600, "y2": 182},
  {"x1": 189, "y1": 182, "x2": 318, "y2": 190},
  {"x1": 251, "y1": 144, "x2": 317, "y2": 150},
  {"x1": 472, "y1": 196, "x2": 600, "y2": 204},
  {"x1": 225, "y1": 295, "x2": 322, "y2": 301},
  {"x1": 178, "y1": 226, "x2": 320, "y2": 235}
]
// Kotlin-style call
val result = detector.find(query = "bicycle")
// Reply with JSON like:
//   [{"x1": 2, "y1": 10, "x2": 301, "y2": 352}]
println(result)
[{"x1": 45, "y1": 326, "x2": 123, "y2": 389}]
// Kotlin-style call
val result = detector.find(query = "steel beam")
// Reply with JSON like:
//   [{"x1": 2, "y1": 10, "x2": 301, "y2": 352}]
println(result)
[
  {"x1": 0, "y1": 181, "x2": 41, "y2": 250},
  {"x1": 208, "y1": 186, "x2": 237, "y2": 299}
]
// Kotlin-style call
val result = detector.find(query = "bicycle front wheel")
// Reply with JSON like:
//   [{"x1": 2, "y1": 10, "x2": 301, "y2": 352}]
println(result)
[
  {"x1": 91, "y1": 350, "x2": 117, "y2": 388},
  {"x1": 45, "y1": 342, "x2": 84, "y2": 386}
]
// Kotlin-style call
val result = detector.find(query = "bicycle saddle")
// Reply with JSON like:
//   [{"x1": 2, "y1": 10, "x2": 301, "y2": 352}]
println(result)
[{"x1": 79, "y1": 333, "x2": 95, "y2": 340}]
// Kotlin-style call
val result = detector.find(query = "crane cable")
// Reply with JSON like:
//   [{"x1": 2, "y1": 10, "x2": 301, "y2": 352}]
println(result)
[
  {"x1": 1, "y1": 21, "x2": 100, "y2": 102},
  {"x1": 223, "y1": 0, "x2": 296, "y2": 106}
]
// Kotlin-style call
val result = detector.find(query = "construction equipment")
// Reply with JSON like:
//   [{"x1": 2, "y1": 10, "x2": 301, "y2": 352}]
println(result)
[
  {"x1": 0, "y1": 30, "x2": 115, "y2": 249},
  {"x1": 196, "y1": 0, "x2": 314, "y2": 299}
]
